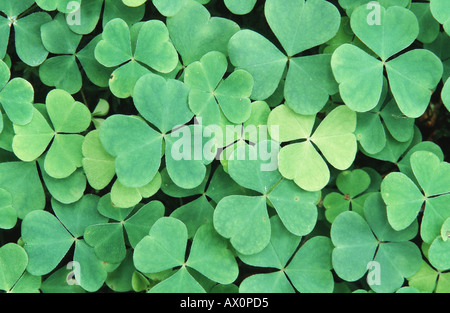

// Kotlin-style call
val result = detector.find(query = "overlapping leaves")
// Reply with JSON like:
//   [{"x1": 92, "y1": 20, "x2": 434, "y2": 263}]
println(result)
[
  {"x1": 229, "y1": 0, "x2": 340, "y2": 115},
  {"x1": 0, "y1": 0, "x2": 449, "y2": 295},
  {"x1": 268, "y1": 104, "x2": 357, "y2": 191},
  {"x1": 331, "y1": 5, "x2": 443, "y2": 118}
]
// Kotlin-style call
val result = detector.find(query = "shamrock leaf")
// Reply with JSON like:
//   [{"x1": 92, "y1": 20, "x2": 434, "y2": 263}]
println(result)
[
  {"x1": 408, "y1": 261, "x2": 450, "y2": 293},
  {"x1": 0, "y1": 59, "x2": 34, "y2": 125},
  {"x1": 0, "y1": 0, "x2": 52, "y2": 66},
  {"x1": 443, "y1": 77, "x2": 450, "y2": 112},
  {"x1": 323, "y1": 169, "x2": 374, "y2": 223},
  {"x1": 331, "y1": 193, "x2": 422, "y2": 293},
  {"x1": 133, "y1": 72, "x2": 193, "y2": 134},
  {"x1": 167, "y1": 0, "x2": 240, "y2": 65},
  {"x1": 338, "y1": 0, "x2": 410, "y2": 15},
  {"x1": 228, "y1": 0, "x2": 340, "y2": 114},
  {"x1": 39, "y1": 14, "x2": 113, "y2": 93},
  {"x1": 331, "y1": 5, "x2": 443, "y2": 118},
  {"x1": 184, "y1": 51, "x2": 253, "y2": 125},
  {"x1": 40, "y1": 266, "x2": 85, "y2": 293},
  {"x1": 110, "y1": 172, "x2": 161, "y2": 209},
  {"x1": 214, "y1": 195, "x2": 270, "y2": 256},
  {"x1": 81, "y1": 129, "x2": 116, "y2": 191},
  {"x1": 204, "y1": 100, "x2": 272, "y2": 171},
  {"x1": 425, "y1": 32, "x2": 450, "y2": 82},
  {"x1": 0, "y1": 188, "x2": 15, "y2": 229},
  {"x1": 84, "y1": 198, "x2": 165, "y2": 264},
  {"x1": 64, "y1": 0, "x2": 145, "y2": 35},
  {"x1": 410, "y1": 2, "x2": 440, "y2": 44},
  {"x1": 39, "y1": 160, "x2": 86, "y2": 205},
  {"x1": 0, "y1": 243, "x2": 29, "y2": 292},
  {"x1": 224, "y1": 0, "x2": 257, "y2": 15},
  {"x1": 95, "y1": 18, "x2": 179, "y2": 98},
  {"x1": 213, "y1": 140, "x2": 319, "y2": 255},
  {"x1": 124, "y1": 0, "x2": 185, "y2": 17},
  {"x1": 239, "y1": 216, "x2": 334, "y2": 293},
  {"x1": 268, "y1": 104, "x2": 357, "y2": 191},
  {"x1": 133, "y1": 72, "x2": 216, "y2": 189},
  {"x1": 12, "y1": 89, "x2": 92, "y2": 179},
  {"x1": 356, "y1": 95, "x2": 415, "y2": 155},
  {"x1": 396, "y1": 140, "x2": 445, "y2": 186},
  {"x1": 0, "y1": 161, "x2": 46, "y2": 220},
  {"x1": 170, "y1": 196, "x2": 215, "y2": 239},
  {"x1": 21, "y1": 195, "x2": 109, "y2": 292},
  {"x1": 39, "y1": 13, "x2": 82, "y2": 94},
  {"x1": 430, "y1": 0, "x2": 450, "y2": 36},
  {"x1": 99, "y1": 114, "x2": 162, "y2": 188},
  {"x1": 265, "y1": 0, "x2": 341, "y2": 57},
  {"x1": 133, "y1": 217, "x2": 239, "y2": 289},
  {"x1": 321, "y1": 16, "x2": 369, "y2": 55},
  {"x1": 162, "y1": 163, "x2": 257, "y2": 238},
  {"x1": 381, "y1": 151, "x2": 450, "y2": 243}
]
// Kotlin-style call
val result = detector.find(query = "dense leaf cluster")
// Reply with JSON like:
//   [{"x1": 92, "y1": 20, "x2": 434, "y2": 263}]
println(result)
[{"x1": 0, "y1": 0, "x2": 449, "y2": 293}]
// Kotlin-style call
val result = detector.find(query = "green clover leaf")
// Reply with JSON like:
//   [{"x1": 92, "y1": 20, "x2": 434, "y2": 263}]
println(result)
[
  {"x1": 167, "y1": 0, "x2": 240, "y2": 66},
  {"x1": 62, "y1": 0, "x2": 145, "y2": 35},
  {"x1": 430, "y1": 0, "x2": 450, "y2": 36},
  {"x1": 331, "y1": 193, "x2": 422, "y2": 293},
  {"x1": 12, "y1": 89, "x2": 92, "y2": 179},
  {"x1": 35, "y1": 0, "x2": 77, "y2": 12},
  {"x1": 268, "y1": 104, "x2": 357, "y2": 191},
  {"x1": 133, "y1": 217, "x2": 239, "y2": 289},
  {"x1": 443, "y1": 77, "x2": 450, "y2": 112},
  {"x1": 428, "y1": 236, "x2": 450, "y2": 272},
  {"x1": 441, "y1": 217, "x2": 450, "y2": 242},
  {"x1": 224, "y1": 0, "x2": 257, "y2": 15},
  {"x1": 323, "y1": 169, "x2": 374, "y2": 223},
  {"x1": 133, "y1": 72, "x2": 192, "y2": 134},
  {"x1": 184, "y1": 51, "x2": 253, "y2": 126},
  {"x1": 0, "y1": 188, "x2": 15, "y2": 229},
  {"x1": 0, "y1": 59, "x2": 34, "y2": 126},
  {"x1": 0, "y1": 0, "x2": 51, "y2": 66},
  {"x1": 39, "y1": 13, "x2": 82, "y2": 94},
  {"x1": 208, "y1": 100, "x2": 271, "y2": 171},
  {"x1": 123, "y1": 0, "x2": 185, "y2": 17},
  {"x1": 228, "y1": 0, "x2": 340, "y2": 114},
  {"x1": 410, "y1": 2, "x2": 440, "y2": 44},
  {"x1": 99, "y1": 114, "x2": 163, "y2": 188},
  {"x1": 331, "y1": 5, "x2": 443, "y2": 118},
  {"x1": 425, "y1": 32, "x2": 450, "y2": 82},
  {"x1": 239, "y1": 215, "x2": 334, "y2": 293},
  {"x1": 265, "y1": 0, "x2": 341, "y2": 57},
  {"x1": 81, "y1": 129, "x2": 116, "y2": 191},
  {"x1": 338, "y1": 0, "x2": 409, "y2": 15},
  {"x1": 0, "y1": 161, "x2": 46, "y2": 220},
  {"x1": 408, "y1": 261, "x2": 450, "y2": 293},
  {"x1": 39, "y1": 13, "x2": 114, "y2": 93},
  {"x1": 94, "y1": 18, "x2": 179, "y2": 98},
  {"x1": 133, "y1": 72, "x2": 216, "y2": 189},
  {"x1": 162, "y1": 163, "x2": 256, "y2": 238},
  {"x1": 381, "y1": 151, "x2": 450, "y2": 243},
  {"x1": 39, "y1": 159, "x2": 86, "y2": 205},
  {"x1": 0, "y1": 243, "x2": 34, "y2": 293},
  {"x1": 21, "y1": 195, "x2": 110, "y2": 292},
  {"x1": 110, "y1": 171, "x2": 161, "y2": 208},
  {"x1": 84, "y1": 198, "x2": 165, "y2": 264},
  {"x1": 213, "y1": 140, "x2": 319, "y2": 255},
  {"x1": 0, "y1": 0, "x2": 449, "y2": 296}
]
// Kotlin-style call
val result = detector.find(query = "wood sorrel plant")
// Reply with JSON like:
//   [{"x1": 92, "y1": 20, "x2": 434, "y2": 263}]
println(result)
[{"x1": 0, "y1": 0, "x2": 449, "y2": 295}]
